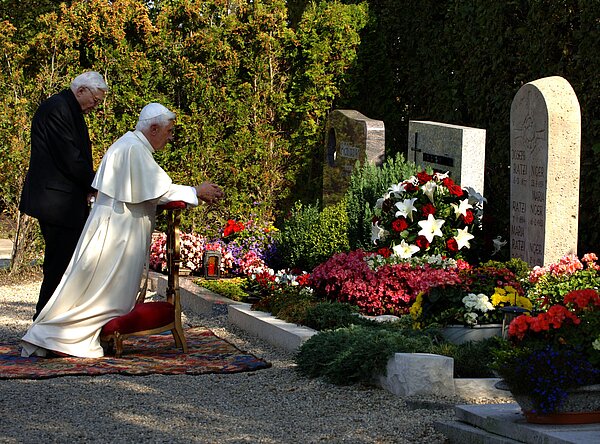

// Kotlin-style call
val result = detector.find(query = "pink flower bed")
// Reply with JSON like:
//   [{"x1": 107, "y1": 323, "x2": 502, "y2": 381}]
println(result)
[{"x1": 311, "y1": 250, "x2": 465, "y2": 315}]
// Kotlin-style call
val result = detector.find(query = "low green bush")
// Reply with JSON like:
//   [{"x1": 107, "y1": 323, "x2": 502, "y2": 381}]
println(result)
[
  {"x1": 303, "y1": 301, "x2": 364, "y2": 331},
  {"x1": 274, "y1": 199, "x2": 349, "y2": 271},
  {"x1": 295, "y1": 323, "x2": 500, "y2": 384},
  {"x1": 295, "y1": 325, "x2": 438, "y2": 385},
  {"x1": 195, "y1": 277, "x2": 249, "y2": 302},
  {"x1": 252, "y1": 286, "x2": 317, "y2": 321}
]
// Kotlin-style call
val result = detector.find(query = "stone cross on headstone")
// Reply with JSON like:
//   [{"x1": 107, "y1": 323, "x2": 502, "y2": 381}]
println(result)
[
  {"x1": 323, "y1": 110, "x2": 385, "y2": 206},
  {"x1": 408, "y1": 121, "x2": 486, "y2": 194},
  {"x1": 510, "y1": 76, "x2": 581, "y2": 267}
]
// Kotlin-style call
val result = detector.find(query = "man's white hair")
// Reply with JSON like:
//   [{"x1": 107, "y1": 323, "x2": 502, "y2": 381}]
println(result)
[
  {"x1": 135, "y1": 103, "x2": 176, "y2": 132},
  {"x1": 70, "y1": 71, "x2": 108, "y2": 93}
]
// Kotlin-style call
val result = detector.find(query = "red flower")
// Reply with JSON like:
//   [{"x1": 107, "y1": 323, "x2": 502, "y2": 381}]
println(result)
[
  {"x1": 564, "y1": 289, "x2": 600, "y2": 310},
  {"x1": 446, "y1": 238, "x2": 458, "y2": 252},
  {"x1": 415, "y1": 235, "x2": 429, "y2": 249},
  {"x1": 223, "y1": 219, "x2": 245, "y2": 237},
  {"x1": 403, "y1": 182, "x2": 418, "y2": 192},
  {"x1": 461, "y1": 210, "x2": 474, "y2": 224},
  {"x1": 391, "y1": 217, "x2": 409, "y2": 232},
  {"x1": 417, "y1": 171, "x2": 433, "y2": 184},
  {"x1": 421, "y1": 203, "x2": 436, "y2": 217},
  {"x1": 377, "y1": 247, "x2": 392, "y2": 258},
  {"x1": 447, "y1": 183, "x2": 464, "y2": 197}
]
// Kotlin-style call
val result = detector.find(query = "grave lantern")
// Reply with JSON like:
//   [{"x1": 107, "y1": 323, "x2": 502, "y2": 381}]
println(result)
[{"x1": 203, "y1": 251, "x2": 221, "y2": 279}]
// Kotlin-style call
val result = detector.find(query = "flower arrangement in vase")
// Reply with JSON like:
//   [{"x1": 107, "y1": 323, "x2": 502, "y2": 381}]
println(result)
[
  {"x1": 371, "y1": 170, "x2": 485, "y2": 259},
  {"x1": 493, "y1": 288, "x2": 600, "y2": 422}
]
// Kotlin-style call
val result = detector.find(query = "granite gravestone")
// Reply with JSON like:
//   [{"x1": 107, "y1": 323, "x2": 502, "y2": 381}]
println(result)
[
  {"x1": 323, "y1": 110, "x2": 385, "y2": 206},
  {"x1": 510, "y1": 76, "x2": 581, "y2": 267},
  {"x1": 408, "y1": 121, "x2": 486, "y2": 194}
]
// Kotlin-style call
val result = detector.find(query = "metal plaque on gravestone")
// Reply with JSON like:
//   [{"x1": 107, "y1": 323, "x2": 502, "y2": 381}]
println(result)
[
  {"x1": 323, "y1": 110, "x2": 385, "y2": 206},
  {"x1": 510, "y1": 76, "x2": 580, "y2": 267},
  {"x1": 408, "y1": 121, "x2": 486, "y2": 194}
]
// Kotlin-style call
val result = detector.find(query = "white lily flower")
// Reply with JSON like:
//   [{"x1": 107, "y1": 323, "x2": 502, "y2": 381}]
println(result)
[
  {"x1": 466, "y1": 187, "x2": 487, "y2": 206},
  {"x1": 434, "y1": 171, "x2": 450, "y2": 180},
  {"x1": 392, "y1": 240, "x2": 420, "y2": 259},
  {"x1": 417, "y1": 214, "x2": 445, "y2": 243},
  {"x1": 388, "y1": 183, "x2": 406, "y2": 197},
  {"x1": 371, "y1": 222, "x2": 385, "y2": 244},
  {"x1": 454, "y1": 226, "x2": 474, "y2": 250},
  {"x1": 394, "y1": 198, "x2": 418, "y2": 221},
  {"x1": 421, "y1": 180, "x2": 437, "y2": 203},
  {"x1": 451, "y1": 198, "x2": 473, "y2": 217}
]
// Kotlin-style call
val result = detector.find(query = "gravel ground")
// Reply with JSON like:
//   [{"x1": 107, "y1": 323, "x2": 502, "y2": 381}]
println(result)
[{"x1": 0, "y1": 277, "x2": 510, "y2": 444}]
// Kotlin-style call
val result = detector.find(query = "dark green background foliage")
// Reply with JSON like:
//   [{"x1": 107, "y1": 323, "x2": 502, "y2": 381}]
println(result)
[{"x1": 1, "y1": 0, "x2": 599, "y2": 258}]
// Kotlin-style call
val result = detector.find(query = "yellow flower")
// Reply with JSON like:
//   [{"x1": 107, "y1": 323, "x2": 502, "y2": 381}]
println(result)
[{"x1": 410, "y1": 292, "x2": 424, "y2": 329}]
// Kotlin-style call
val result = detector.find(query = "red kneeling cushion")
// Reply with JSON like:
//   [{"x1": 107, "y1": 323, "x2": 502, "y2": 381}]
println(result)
[{"x1": 101, "y1": 302, "x2": 175, "y2": 336}]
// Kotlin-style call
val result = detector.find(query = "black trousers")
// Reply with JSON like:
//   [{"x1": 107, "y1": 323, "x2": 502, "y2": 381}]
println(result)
[{"x1": 34, "y1": 221, "x2": 83, "y2": 320}]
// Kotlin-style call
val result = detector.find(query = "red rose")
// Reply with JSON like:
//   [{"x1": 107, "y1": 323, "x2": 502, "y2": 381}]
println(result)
[
  {"x1": 403, "y1": 182, "x2": 418, "y2": 192},
  {"x1": 448, "y1": 183, "x2": 464, "y2": 197},
  {"x1": 461, "y1": 210, "x2": 474, "y2": 224},
  {"x1": 377, "y1": 247, "x2": 392, "y2": 258},
  {"x1": 422, "y1": 203, "x2": 436, "y2": 217},
  {"x1": 446, "y1": 238, "x2": 458, "y2": 252},
  {"x1": 417, "y1": 171, "x2": 433, "y2": 184},
  {"x1": 391, "y1": 217, "x2": 409, "y2": 232},
  {"x1": 442, "y1": 177, "x2": 458, "y2": 188},
  {"x1": 415, "y1": 235, "x2": 430, "y2": 249}
]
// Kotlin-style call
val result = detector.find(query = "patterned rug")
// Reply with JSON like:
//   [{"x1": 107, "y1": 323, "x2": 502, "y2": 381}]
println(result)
[{"x1": 0, "y1": 327, "x2": 271, "y2": 379}]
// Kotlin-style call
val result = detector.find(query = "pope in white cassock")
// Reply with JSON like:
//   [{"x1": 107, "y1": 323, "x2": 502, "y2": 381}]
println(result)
[{"x1": 21, "y1": 103, "x2": 224, "y2": 358}]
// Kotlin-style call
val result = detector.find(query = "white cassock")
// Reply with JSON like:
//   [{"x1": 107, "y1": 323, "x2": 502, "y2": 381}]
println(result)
[{"x1": 21, "y1": 130, "x2": 198, "y2": 358}]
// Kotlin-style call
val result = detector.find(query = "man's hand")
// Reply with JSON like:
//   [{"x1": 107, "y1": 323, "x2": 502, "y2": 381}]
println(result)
[{"x1": 194, "y1": 182, "x2": 224, "y2": 204}]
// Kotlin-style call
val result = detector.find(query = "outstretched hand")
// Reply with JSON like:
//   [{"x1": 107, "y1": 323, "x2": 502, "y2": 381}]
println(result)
[{"x1": 194, "y1": 182, "x2": 224, "y2": 205}]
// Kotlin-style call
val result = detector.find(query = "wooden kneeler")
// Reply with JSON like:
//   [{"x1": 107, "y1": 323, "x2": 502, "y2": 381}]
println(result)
[{"x1": 100, "y1": 201, "x2": 189, "y2": 358}]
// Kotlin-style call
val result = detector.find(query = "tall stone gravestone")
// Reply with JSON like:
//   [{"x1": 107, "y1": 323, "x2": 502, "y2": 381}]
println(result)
[
  {"x1": 323, "y1": 110, "x2": 385, "y2": 206},
  {"x1": 510, "y1": 76, "x2": 581, "y2": 267},
  {"x1": 407, "y1": 121, "x2": 486, "y2": 194}
]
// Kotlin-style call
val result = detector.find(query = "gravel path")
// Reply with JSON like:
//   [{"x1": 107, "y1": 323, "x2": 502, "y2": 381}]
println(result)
[{"x1": 0, "y1": 279, "x2": 504, "y2": 443}]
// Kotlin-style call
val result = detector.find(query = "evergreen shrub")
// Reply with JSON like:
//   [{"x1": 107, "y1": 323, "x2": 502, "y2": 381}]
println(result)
[
  {"x1": 274, "y1": 199, "x2": 349, "y2": 271},
  {"x1": 345, "y1": 153, "x2": 418, "y2": 250},
  {"x1": 295, "y1": 325, "x2": 437, "y2": 385},
  {"x1": 303, "y1": 301, "x2": 365, "y2": 331}
]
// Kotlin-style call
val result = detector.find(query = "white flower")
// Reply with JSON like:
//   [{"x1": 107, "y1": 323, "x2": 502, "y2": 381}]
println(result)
[
  {"x1": 395, "y1": 198, "x2": 418, "y2": 221},
  {"x1": 388, "y1": 183, "x2": 406, "y2": 197},
  {"x1": 375, "y1": 192, "x2": 391, "y2": 209},
  {"x1": 466, "y1": 186, "x2": 487, "y2": 207},
  {"x1": 417, "y1": 214, "x2": 445, "y2": 243},
  {"x1": 451, "y1": 198, "x2": 473, "y2": 217},
  {"x1": 462, "y1": 293, "x2": 494, "y2": 312},
  {"x1": 454, "y1": 226, "x2": 474, "y2": 250},
  {"x1": 392, "y1": 240, "x2": 420, "y2": 259},
  {"x1": 434, "y1": 171, "x2": 450, "y2": 180},
  {"x1": 421, "y1": 180, "x2": 438, "y2": 203},
  {"x1": 593, "y1": 337, "x2": 600, "y2": 351},
  {"x1": 492, "y1": 236, "x2": 507, "y2": 256},
  {"x1": 464, "y1": 312, "x2": 478, "y2": 325},
  {"x1": 371, "y1": 222, "x2": 385, "y2": 244}
]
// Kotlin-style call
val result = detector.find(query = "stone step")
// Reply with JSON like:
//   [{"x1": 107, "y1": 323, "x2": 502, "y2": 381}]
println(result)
[{"x1": 436, "y1": 404, "x2": 600, "y2": 444}]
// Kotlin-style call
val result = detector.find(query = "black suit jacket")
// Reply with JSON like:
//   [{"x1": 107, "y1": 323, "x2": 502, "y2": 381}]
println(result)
[{"x1": 20, "y1": 89, "x2": 95, "y2": 228}]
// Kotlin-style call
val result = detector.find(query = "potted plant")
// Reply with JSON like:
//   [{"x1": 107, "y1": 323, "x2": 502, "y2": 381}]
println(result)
[
  {"x1": 493, "y1": 288, "x2": 600, "y2": 424},
  {"x1": 409, "y1": 265, "x2": 532, "y2": 343}
]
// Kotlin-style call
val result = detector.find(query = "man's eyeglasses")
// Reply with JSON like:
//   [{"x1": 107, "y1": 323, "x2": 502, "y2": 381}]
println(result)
[{"x1": 85, "y1": 87, "x2": 102, "y2": 105}]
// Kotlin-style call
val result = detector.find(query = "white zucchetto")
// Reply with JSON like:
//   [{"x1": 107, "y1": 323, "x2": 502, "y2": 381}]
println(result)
[{"x1": 138, "y1": 103, "x2": 171, "y2": 121}]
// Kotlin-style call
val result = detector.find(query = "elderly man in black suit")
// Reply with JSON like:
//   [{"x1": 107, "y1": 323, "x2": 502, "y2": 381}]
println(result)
[{"x1": 20, "y1": 71, "x2": 108, "y2": 320}]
